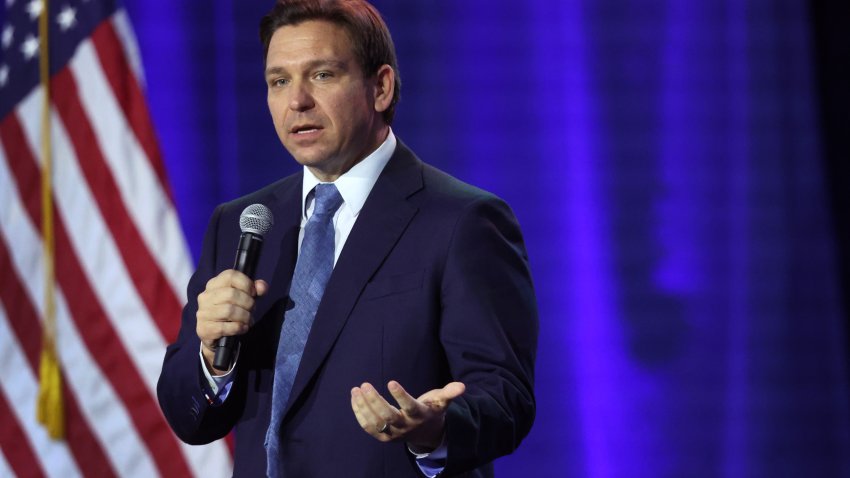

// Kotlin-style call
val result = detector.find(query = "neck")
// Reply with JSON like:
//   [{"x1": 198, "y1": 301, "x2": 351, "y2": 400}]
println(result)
[{"x1": 308, "y1": 125, "x2": 389, "y2": 182}]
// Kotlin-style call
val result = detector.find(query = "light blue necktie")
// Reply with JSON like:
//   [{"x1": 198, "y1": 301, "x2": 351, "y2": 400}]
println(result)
[{"x1": 266, "y1": 183, "x2": 343, "y2": 478}]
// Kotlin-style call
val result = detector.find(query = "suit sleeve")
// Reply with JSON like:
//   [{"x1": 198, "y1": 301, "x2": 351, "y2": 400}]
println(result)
[
  {"x1": 156, "y1": 205, "x2": 243, "y2": 444},
  {"x1": 439, "y1": 196, "x2": 538, "y2": 475}
]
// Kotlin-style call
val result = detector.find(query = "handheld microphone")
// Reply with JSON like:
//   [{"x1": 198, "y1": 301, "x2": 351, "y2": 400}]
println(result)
[{"x1": 212, "y1": 204, "x2": 274, "y2": 370}]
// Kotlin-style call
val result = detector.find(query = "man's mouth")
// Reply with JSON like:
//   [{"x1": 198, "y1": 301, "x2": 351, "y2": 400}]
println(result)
[{"x1": 290, "y1": 125, "x2": 322, "y2": 135}]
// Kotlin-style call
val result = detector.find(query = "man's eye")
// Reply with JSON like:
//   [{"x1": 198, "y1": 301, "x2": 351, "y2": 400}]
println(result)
[
  {"x1": 271, "y1": 78, "x2": 288, "y2": 87},
  {"x1": 315, "y1": 71, "x2": 333, "y2": 80}
]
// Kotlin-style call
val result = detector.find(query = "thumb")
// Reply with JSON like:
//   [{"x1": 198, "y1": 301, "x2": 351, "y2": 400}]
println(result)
[
  {"x1": 419, "y1": 382, "x2": 466, "y2": 410},
  {"x1": 440, "y1": 382, "x2": 465, "y2": 401},
  {"x1": 255, "y1": 279, "x2": 270, "y2": 297}
]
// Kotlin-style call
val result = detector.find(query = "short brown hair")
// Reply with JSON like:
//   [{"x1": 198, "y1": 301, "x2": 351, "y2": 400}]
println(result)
[{"x1": 260, "y1": 0, "x2": 401, "y2": 124}]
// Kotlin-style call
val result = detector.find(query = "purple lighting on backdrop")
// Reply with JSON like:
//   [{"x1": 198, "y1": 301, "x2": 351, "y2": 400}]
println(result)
[
  {"x1": 544, "y1": 2, "x2": 619, "y2": 477},
  {"x1": 213, "y1": 0, "x2": 239, "y2": 202},
  {"x1": 720, "y1": 1, "x2": 749, "y2": 475}
]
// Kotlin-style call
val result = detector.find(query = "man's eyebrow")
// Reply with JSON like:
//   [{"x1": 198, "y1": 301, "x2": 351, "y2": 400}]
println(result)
[
  {"x1": 303, "y1": 59, "x2": 347, "y2": 70},
  {"x1": 265, "y1": 66, "x2": 287, "y2": 77},
  {"x1": 264, "y1": 60, "x2": 348, "y2": 77}
]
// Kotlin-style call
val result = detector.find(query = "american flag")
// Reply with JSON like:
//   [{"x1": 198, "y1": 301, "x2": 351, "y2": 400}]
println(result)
[{"x1": 0, "y1": 0, "x2": 231, "y2": 476}]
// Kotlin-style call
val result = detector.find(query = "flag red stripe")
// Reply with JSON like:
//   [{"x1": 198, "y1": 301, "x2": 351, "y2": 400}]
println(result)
[
  {"x1": 0, "y1": 235, "x2": 41, "y2": 368},
  {"x1": 90, "y1": 21, "x2": 175, "y2": 202},
  {"x1": 0, "y1": 122, "x2": 41, "y2": 227},
  {"x1": 0, "y1": 116, "x2": 193, "y2": 477},
  {"x1": 0, "y1": 241, "x2": 41, "y2": 366},
  {"x1": 0, "y1": 233, "x2": 118, "y2": 478},
  {"x1": 0, "y1": 392, "x2": 46, "y2": 478},
  {"x1": 50, "y1": 67, "x2": 181, "y2": 343}
]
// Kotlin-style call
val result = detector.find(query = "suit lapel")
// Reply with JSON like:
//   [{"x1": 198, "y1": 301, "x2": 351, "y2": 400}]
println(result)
[
  {"x1": 252, "y1": 172, "x2": 302, "y2": 325},
  {"x1": 283, "y1": 142, "x2": 424, "y2": 419}
]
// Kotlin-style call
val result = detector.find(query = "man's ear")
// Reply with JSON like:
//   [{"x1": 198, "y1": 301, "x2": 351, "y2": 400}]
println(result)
[{"x1": 373, "y1": 64, "x2": 395, "y2": 114}]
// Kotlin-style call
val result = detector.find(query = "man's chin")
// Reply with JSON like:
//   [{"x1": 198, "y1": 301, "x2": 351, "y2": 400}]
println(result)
[
  {"x1": 292, "y1": 157, "x2": 330, "y2": 169},
  {"x1": 286, "y1": 148, "x2": 330, "y2": 168},
  {"x1": 288, "y1": 152, "x2": 346, "y2": 179}
]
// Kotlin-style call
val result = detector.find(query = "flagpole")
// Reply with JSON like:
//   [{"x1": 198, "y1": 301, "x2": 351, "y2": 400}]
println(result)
[{"x1": 36, "y1": 0, "x2": 65, "y2": 441}]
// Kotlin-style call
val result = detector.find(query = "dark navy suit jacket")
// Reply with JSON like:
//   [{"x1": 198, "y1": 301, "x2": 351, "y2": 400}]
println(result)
[{"x1": 157, "y1": 142, "x2": 538, "y2": 477}]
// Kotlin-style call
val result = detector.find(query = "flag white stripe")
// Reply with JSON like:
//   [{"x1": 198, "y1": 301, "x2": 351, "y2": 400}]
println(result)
[
  {"x1": 111, "y1": 9, "x2": 146, "y2": 86},
  {"x1": 70, "y1": 39, "x2": 191, "y2": 303},
  {"x1": 0, "y1": 306, "x2": 82, "y2": 478},
  {"x1": 0, "y1": 140, "x2": 161, "y2": 477},
  {"x1": 0, "y1": 446, "x2": 13, "y2": 478},
  {"x1": 16, "y1": 89, "x2": 167, "y2": 396}
]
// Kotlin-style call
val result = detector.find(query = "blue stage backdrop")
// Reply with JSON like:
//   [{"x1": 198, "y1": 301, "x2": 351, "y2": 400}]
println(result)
[{"x1": 121, "y1": 0, "x2": 850, "y2": 476}]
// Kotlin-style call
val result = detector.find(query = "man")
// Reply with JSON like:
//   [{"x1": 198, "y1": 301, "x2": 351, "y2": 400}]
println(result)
[{"x1": 157, "y1": 1, "x2": 538, "y2": 476}]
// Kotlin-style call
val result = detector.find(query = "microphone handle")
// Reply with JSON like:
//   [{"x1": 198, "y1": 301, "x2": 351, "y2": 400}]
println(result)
[{"x1": 213, "y1": 232, "x2": 264, "y2": 370}]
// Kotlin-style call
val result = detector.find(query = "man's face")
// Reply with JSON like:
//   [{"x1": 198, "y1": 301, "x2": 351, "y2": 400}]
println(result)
[{"x1": 265, "y1": 20, "x2": 387, "y2": 177}]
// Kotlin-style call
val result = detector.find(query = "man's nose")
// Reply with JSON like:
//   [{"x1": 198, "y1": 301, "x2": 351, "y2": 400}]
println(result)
[{"x1": 288, "y1": 83, "x2": 315, "y2": 112}]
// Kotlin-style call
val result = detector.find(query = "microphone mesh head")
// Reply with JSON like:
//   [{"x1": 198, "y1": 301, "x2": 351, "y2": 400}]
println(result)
[{"x1": 239, "y1": 204, "x2": 274, "y2": 236}]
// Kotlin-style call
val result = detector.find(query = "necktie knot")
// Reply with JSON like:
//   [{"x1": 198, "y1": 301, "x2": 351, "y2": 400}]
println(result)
[{"x1": 312, "y1": 183, "x2": 343, "y2": 218}]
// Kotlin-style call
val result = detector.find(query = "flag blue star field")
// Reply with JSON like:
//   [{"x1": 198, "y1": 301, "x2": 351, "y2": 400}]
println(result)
[{"x1": 0, "y1": 0, "x2": 231, "y2": 475}]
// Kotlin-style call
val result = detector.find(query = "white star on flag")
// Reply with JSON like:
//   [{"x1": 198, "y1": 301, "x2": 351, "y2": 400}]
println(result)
[
  {"x1": 57, "y1": 6, "x2": 78, "y2": 31},
  {"x1": 0, "y1": 64, "x2": 8, "y2": 87},
  {"x1": 20, "y1": 34, "x2": 38, "y2": 60},
  {"x1": 26, "y1": 0, "x2": 44, "y2": 21},
  {"x1": 1, "y1": 26, "x2": 12, "y2": 49}
]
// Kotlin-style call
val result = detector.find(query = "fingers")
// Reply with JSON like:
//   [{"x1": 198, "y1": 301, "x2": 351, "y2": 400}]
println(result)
[
  {"x1": 198, "y1": 290, "x2": 255, "y2": 319},
  {"x1": 362, "y1": 383, "x2": 403, "y2": 425},
  {"x1": 198, "y1": 270, "x2": 255, "y2": 312},
  {"x1": 195, "y1": 270, "x2": 266, "y2": 344},
  {"x1": 351, "y1": 383, "x2": 403, "y2": 442},
  {"x1": 197, "y1": 304, "x2": 251, "y2": 335},
  {"x1": 387, "y1": 381, "x2": 424, "y2": 417},
  {"x1": 205, "y1": 269, "x2": 256, "y2": 294}
]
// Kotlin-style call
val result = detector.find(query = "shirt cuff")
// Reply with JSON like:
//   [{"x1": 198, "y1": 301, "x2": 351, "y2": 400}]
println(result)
[
  {"x1": 408, "y1": 435, "x2": 447, "y2": 477},
  {"x1": 198, "y1": 343, "x2": 239, "y2": 405}
]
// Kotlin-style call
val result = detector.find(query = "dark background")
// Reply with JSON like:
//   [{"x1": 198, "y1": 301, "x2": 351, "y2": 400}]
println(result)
[{"x1": 118, "y1": 0, "x2": 850, "y2": 476}]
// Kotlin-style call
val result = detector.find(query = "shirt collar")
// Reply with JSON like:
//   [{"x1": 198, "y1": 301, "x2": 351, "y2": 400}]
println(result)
[{"x1": 301, "y1": 128, "x2": 397, "y2": 220}]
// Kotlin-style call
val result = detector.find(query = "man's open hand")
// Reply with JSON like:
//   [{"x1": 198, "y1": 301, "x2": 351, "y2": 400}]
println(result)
[{"x1": 351, "y1": 380, "x2": 465, "y2": 451}]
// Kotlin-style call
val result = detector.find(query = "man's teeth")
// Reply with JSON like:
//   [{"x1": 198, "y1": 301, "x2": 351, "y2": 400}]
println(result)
[{"x1": 296, "y1": 128, "x2": 318, "y2": 134}]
